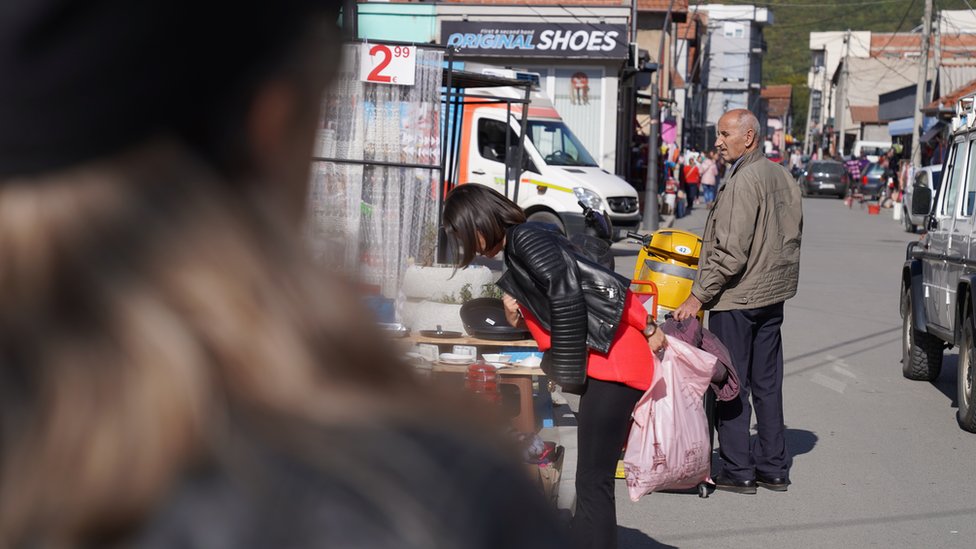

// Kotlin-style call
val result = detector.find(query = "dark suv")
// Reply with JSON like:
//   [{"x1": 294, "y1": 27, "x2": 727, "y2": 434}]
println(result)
[{"x1": 902, "y1": 115, "x2": 976, "y2": 432}]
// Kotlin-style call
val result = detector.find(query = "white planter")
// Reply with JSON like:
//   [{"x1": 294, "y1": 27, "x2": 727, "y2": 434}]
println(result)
[
  {"x1": 400, "y1": 301, "x2": 465, "y2": 334},
  {"x1": 401, "y1": 265, "x2": 495, "y2": 301}
]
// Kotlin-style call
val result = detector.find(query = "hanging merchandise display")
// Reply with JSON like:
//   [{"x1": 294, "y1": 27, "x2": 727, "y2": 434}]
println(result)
[{"x1": 310, "y1": 44, "x2": 444, "y2": 297}]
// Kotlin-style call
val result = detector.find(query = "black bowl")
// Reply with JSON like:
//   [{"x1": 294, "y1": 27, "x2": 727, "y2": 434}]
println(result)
[{"x1": 459, "y1": 298, "x2": 531, "y2": 341}]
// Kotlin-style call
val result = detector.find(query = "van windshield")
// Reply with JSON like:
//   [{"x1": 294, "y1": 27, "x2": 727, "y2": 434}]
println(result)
[{"x1": 526, "y1": 120, "x2": 598, "y2": 167}]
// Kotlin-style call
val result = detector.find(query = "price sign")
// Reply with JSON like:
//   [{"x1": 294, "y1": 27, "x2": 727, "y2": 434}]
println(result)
[{"x1": 359, "y1": 43, "x2": 416, "y2": 86}]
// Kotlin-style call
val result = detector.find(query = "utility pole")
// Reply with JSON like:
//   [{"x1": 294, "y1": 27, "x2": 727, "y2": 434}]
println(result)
[
  {"x1": 836, "y1": 30, "x2": 851, "y2": 158},
  {"x1": 642, "y1": 0, "x2": 676, "y2": 232},
  {"x1": 912, "y1": 0, "x2": 933, "y2": 167},
  {"x1": 821, "y1": 48, "x2": 829, "y2": 158},
  {"x1": 933, "y1": 11, "x2": 941, "y2": 103}
]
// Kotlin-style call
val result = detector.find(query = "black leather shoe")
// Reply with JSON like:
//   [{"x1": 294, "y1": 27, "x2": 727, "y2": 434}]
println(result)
[
  {"x1": 713, "y1": 474, "x2": 757, "y2": 494},
  {"x1": 756, "y1": 474, "x2": 790, "y2": 492}
]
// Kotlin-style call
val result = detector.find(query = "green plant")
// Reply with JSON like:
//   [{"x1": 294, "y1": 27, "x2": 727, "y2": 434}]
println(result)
[
  {"x1": 458, "y1": 283, "x2": 473, "y2": 303},
  {"x1": 480, "y1": 282, "x2": 504, "y2": 300},
  {"x1": 435, "y1": 292, "x2": 458, "y2": 304}
]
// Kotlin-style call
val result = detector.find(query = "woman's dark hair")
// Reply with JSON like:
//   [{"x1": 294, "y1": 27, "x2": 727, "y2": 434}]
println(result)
[{"x1": 442, "y1": 184, "x2": 526, "y2": 268}]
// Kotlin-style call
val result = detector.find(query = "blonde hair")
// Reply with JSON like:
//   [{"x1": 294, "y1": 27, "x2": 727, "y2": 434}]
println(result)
[{"x1": 0, "y1": 143, "x2": 445, "y2": 545}]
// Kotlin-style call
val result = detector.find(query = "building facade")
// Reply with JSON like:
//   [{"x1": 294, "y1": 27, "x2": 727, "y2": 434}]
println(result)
[{"x1": 695, "y1": 4, "x2": 770, "y2": 136}]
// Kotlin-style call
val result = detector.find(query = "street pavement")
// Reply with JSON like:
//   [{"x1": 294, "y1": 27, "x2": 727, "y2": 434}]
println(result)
[{"x1": 610, "y1": 197, "x2": 976, "y2": 548}]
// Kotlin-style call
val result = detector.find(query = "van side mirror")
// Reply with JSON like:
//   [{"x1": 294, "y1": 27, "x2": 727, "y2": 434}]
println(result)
[{"x1": 911, "y1": 185, "x2": 932, "y2": 216}]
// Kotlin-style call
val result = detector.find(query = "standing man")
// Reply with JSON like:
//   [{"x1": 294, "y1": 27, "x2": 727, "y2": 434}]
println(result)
[{"x1": 673, "y1": 109, "x2": 803, "y2": 494}]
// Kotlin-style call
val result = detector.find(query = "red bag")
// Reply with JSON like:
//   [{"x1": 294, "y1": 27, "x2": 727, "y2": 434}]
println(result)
[{"x1": 623, "y1": 338, "x2": 718, "y2": 501}]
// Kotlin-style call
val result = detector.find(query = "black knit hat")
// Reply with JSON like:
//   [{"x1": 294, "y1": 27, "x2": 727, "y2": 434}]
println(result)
[{"x1": 0, "y1": 1, "x2": 341, "y2": 177}]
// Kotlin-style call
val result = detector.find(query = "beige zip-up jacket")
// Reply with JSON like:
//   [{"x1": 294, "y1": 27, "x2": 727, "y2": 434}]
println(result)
[{"x1": 690, "y1": 148, "x2": 803, "y2": 311}]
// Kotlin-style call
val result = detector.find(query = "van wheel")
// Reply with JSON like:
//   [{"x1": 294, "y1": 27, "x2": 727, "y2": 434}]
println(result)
[
  {"x1": 958, "y1": 316, "x2": 976, "y2": 432},
  {"x1": 901, "y1": 288, "x2": 943, "y2": 381},
  {"x1": 527, "y1": 211, "x2": 565, "y2": 235}
]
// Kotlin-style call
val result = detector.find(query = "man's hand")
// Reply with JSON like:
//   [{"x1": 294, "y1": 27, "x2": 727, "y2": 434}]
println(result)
[
  {"x1": 672, "y1": 294, "x2": 702, "y2": 322},
  {"x1": 502, "y1": 293, "x2": 524, "y2": 328}
]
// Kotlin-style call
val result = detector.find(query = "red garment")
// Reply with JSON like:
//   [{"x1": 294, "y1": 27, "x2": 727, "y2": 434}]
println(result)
[
  {"x1": 520, "y1": 292, "x2": 655, "y2": 391},
  {"x1": 682, "y1": 165, "x2": 701, "y2": 185}
]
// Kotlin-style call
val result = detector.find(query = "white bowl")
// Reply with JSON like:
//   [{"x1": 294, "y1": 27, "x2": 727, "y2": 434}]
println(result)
[
  {"x1": 439, "y1": 353, "x2": 475, "y2": 365},
  {"x1": 482, "y1": 353, "x2": 512, "y2": 364}
]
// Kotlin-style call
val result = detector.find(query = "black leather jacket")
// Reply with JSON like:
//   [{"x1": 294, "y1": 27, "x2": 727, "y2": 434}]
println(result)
[{"x1": 496, "y1": 223, "x2": 631, "y2": 385}]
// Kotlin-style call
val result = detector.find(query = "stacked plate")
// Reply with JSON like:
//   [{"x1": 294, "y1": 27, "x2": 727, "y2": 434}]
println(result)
[{"x1": 438, "y1": 353, "x2": 475, "y2": 365}]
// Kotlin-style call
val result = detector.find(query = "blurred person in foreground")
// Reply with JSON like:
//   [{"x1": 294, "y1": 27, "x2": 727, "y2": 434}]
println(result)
[
  {"x1": 441, "y1": 184, "x2": 668, "y2": 549},
  {"x1": 673, "y1": 109, "x2": 802, "y2": 495},
  {"x1": 0, "y1": 2, "x2": 566, "y2": 547}
]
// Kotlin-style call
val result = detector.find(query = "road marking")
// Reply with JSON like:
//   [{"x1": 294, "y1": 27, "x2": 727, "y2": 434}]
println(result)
[
  {"x1": 823, "y1": 354, "x2": 858, "y2": 380},
  {"x1": 832, "y1": 365, "x2": 858, "y2": 379},
  {"x1": 810, "y1": 372, "x2": 847, "y2": 393}
]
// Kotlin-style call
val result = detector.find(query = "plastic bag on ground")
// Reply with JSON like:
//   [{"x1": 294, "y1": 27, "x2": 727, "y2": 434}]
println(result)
[{"x1": 624, "y1": 337, "x2": 719, "y2": 502}]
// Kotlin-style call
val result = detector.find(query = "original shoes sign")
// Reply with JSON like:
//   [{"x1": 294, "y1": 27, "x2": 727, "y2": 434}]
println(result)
[{"x1": 441, "y1": 22, "x2": 627, "y2": 59}]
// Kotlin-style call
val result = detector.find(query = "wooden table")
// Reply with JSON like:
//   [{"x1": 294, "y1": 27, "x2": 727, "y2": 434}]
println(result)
[
  {"x1": 405, "y1": 334, "x2": 545, "y2": 433},
  {"x1": 407, "y1": 334, "x2": 539, "y2": 347}
]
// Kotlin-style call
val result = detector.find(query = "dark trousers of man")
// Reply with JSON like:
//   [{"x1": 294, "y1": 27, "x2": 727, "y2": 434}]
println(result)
[
  {"x1": 571, "y1": 378, "x2": 643, "y2": 549},
  {"x1": 709, "y1": 302, "x2": 791, "y2": 480}
]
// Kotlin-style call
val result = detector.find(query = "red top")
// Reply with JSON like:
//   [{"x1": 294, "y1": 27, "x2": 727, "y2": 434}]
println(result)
[{"x1": 520, "y1": 291, "x2": 655, "y2": 391}]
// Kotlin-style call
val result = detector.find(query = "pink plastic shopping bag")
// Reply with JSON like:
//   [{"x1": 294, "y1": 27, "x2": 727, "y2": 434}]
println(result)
[{"x1": 624, "y1": 337, "x2": 719, "y2": 501}]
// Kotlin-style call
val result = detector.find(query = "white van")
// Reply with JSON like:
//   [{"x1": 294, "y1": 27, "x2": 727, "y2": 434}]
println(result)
[
  {"x1": 852, "y1": 140, "x2": 892, "y2": 163},
  {"x1": 456, "y1": 83, "x2": 640, "y2": 238}
]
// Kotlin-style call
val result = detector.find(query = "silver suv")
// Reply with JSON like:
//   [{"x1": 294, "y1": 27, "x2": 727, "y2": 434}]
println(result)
[{"x1": 902, "y1": 102, "x2": 976, "y2": 432}]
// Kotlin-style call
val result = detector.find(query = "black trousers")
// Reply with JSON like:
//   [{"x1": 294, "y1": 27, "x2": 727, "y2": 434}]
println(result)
[
  {"x1": 570, "y1": 378, "x2": 643, "y2": 549},
  {"x1": 709, "y1": 302, "x2": 791, "y2": 480}
]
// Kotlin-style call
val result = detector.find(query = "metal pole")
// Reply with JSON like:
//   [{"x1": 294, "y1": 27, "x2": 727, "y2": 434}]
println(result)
[
  {"x1": 912, "y1": 0, "x2": 933, "y2": 167},
  {"x1": 436, "y1": 50, "x2": 455, "y2": 265},
  {"x1": 642, "y1": 0, "x2": 676, "y2": 232},
  {"x1": 836, "y1": 30, "x2": 850, "y2": 158},
  {"x1": 821, "y1": 49, "x2": 830, "y2": 158},
  {"x1": 513, "y1": 84, "x2": 532, "y2": 204},
  {"x1": 505, "y1": 101, "x2": 512, "y2": 198},
  {"x1": 342, "y1": 0, "x2": 358, "y2": 39}
]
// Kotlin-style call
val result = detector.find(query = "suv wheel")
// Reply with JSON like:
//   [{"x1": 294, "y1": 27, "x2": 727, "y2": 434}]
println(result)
[
  {"x1": 902, "y1": 287, "x2": 944, "y2": 381},
  {"x1": 959, "y1": 316, "x2": 976, "y2": 432}
]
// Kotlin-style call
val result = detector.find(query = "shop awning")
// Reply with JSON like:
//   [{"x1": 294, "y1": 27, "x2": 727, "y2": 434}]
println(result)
[{"x1": 888, "y1": 116, "x2": 938, "y2": 136}]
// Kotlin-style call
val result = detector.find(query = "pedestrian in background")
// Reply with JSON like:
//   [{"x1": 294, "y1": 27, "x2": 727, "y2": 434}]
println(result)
[
  {"x1": 673, "y1": 109, "x2": 803, "y2": 495},
  {"x1": 441, "y1": 184, "x2": 668, "y2": 549},
  {"x1": 700, "y1": 149, "x2": 719, "y2": 206},
  {"x1": 0, "y1": 2, "x2": 567, "y2": 547},
  {"x1": 683, "y1": 152, "x2": 702, "y2": 209}
]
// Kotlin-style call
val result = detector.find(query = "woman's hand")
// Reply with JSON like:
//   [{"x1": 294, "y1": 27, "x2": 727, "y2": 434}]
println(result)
[
  {"x1": 647, "y1": 326, "x2": 668, "y2": 353},
  {"x1": 502, "y1": 293, "x2": 525, "y2": 328}
]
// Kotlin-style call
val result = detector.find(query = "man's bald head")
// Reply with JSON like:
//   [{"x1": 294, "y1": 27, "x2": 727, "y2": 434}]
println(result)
[{"x1": 715, "y1": 109, "x2": 761, "y2": 163}]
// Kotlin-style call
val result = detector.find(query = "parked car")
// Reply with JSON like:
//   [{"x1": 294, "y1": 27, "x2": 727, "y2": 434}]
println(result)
[
  {"x1": 902, "y1": 164, "x2": 942, "y2": 233},
  {"x1": 798, "y1": 160, "x2": 848, "y2": 198},
  {"x1": 901, "y1": 101, "x2": 976, "y2": 432},
  {"x1": 859, "y1": 162, "x2": 888, "y2": 199}
]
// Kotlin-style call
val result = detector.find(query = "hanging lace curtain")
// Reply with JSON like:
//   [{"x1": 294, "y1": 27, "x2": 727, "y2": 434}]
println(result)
[{"x1": 308, "y1": 44, "x2": 443, "y2": 297}]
